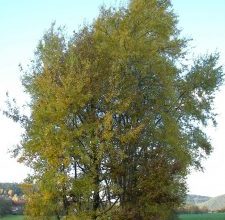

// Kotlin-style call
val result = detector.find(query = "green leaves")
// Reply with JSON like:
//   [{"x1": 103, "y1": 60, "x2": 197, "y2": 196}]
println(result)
[{"x1": 5, "y1": 0, "x2": 224, "y2": 219}]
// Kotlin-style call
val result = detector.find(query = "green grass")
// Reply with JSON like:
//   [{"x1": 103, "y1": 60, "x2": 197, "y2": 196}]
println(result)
[
  {"x1": 0, "y1": 216, "x2": 24, "y2": 220},
  {"x1": 179, "y1": 213, "x2": 225, "y2": 220},
  {"x1": 2, "y1": 214, "x2": 225, "y2": 220}
]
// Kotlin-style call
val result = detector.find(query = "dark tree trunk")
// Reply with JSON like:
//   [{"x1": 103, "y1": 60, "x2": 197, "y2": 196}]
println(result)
[{"x1": 92, "y1": 164, "x2": 100, "y2": 220}]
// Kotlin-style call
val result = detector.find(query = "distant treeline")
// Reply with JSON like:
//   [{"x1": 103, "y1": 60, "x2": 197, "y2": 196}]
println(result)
[
  {"x1": 177, "y1": 205, "x2": 209, "y2": 214},
  {"x1": 0, "y1": 183, "x2": 23, "y2": 196},
  {"x1": 0, "y1": 183, "x2": 25, "y2": 217}
]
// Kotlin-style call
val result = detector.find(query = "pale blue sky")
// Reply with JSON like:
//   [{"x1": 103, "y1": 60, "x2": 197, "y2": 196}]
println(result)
[{"x1": 0, "y1": 0, "x2": 225, "y2": 197}]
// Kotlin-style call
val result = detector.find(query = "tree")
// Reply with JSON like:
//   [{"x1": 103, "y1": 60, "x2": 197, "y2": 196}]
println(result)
[
  {"x1": 0, "y1": 183, "x2": 23, "y2": 196},
  {"x1": 8, "y1": 189, "x2": 14, "y2": 197},
  {"x1": 0, "y1": 198, "x2": 12, "y2": 217},
  {"x1": 5, "y1": 0, "x2": 223, "y2": 219}
]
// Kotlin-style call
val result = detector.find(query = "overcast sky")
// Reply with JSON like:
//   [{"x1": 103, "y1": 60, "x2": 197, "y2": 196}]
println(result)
[{"x1": 0, "y1": 0, "x2": 225, "y2": 197}]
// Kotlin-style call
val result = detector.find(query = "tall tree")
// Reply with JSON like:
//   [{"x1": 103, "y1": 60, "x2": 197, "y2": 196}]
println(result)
[{"x1": 6, "y1": 0, "x2": 223, "y2": 219}]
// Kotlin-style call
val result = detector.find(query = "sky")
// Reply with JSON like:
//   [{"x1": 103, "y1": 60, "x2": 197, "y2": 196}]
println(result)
[{"x1": 0, "y1": 0, "x2": 225, "y2": 197}]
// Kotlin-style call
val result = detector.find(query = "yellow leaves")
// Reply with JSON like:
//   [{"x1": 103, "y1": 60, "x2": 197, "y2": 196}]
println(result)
[
  {"x1": 120, "y1": 123, "x2": 144, "y2": 144},
  {"x1": 11, "y1": 1, "x2": 216, "y2": 218},
  {"x1": 103, "y1": 111, "x2": 112, "y2": 129},
  {"x1": 102, "y1": 131, "x2": 113, "y2": 141},
  {"x1": 43, "y1": 191, "x2": 53, "y2": 202},
  {"x1": 101, "y1": 112, "x2": 113, "y2": 141},
  {"x1": 19, "y1": 183, "x2": 33, "y2": 195}
]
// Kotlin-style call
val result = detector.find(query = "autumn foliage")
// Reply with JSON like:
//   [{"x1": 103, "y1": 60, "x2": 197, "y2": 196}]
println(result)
[{"x1": 5, "y1": 0, "x2": 223, "y2": 219}]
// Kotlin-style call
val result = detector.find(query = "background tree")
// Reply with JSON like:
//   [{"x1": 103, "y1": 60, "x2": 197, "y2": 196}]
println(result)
[
  {"x1": 0, "y1": 183, "x2": 23, "y2": 196},
  {"x1": 5, "y1": 0, "x2": 223, "y2": 219},
  {"x1": 0, "y1": 198, "x2": 12, "y2": 217}
]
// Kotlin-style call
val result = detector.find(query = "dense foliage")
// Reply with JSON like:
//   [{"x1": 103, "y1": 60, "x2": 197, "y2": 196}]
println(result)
[
  {"x1": 5, "y1": 0, "x2": 223, "y2": 219},
  {"x1": 0, "y1": 198, "x2": 12, "y2": 217}
]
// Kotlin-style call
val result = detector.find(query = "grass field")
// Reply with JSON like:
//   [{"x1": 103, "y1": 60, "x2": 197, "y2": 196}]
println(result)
[
  {"x1": 179, "y1": 213, "x2": 225, "y2": 220},
  {"x1": 2, "y1": 213, "x2": 225, "y2": 220},
  {"x1": 0, "y1": 216, "x2": 24, "y2": 220}
]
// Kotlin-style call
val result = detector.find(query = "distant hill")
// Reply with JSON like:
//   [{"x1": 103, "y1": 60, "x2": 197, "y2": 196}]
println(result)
[
  {"x1": 186, "y1": 194, "x2": 211, "y2": 205},
  {"x1": 198, "y1": 194, "x2": 225, "y2": 211},
  {"x1": 186, "y1": 194, "x2": 225, "y2": 211}
]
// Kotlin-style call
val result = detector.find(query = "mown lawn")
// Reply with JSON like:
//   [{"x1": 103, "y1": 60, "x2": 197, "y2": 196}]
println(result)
[
  {"x1": 3, "y1": 213, "x2": 225, "y2": 220},
  {"x1": 179, "y1": 213, "x2": 225, "y2": 220},
  {"x1": 0, "y1": 216, "x2": 24, "y2": 220}
]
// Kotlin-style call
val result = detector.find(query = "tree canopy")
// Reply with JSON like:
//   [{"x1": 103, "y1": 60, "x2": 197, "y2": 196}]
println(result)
[{"x1": 5, "y1": 0, "x2": 224, "y2": 219}]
